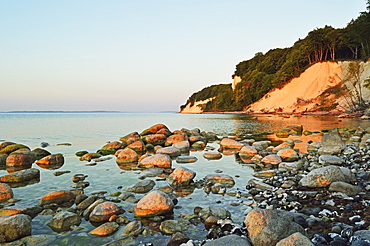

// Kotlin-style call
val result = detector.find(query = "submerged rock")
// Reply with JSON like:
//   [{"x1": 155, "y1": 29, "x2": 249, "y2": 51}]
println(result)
[
  {"x1": 47, "y1": 211, "x2": 81, "y2": 232},
  {"x1": 0, "y1": 214, "x2": 32, "y2": 243},
  {"x1": 123, "y1": 179, "x2": 156, "y2": 193}
]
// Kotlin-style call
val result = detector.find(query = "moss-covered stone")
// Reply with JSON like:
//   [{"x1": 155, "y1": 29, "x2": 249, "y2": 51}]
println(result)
[
  {"x1": 0, "y1": 144, "x2": 30, "y2": 155},
  {"x1": 75, "y1": 151, "x2": 88, "y2": 157}
]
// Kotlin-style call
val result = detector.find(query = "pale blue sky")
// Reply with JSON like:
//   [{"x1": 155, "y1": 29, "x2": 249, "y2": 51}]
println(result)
[{"x1": 0, "y1": 1, "x2": 367, "y2": 112}]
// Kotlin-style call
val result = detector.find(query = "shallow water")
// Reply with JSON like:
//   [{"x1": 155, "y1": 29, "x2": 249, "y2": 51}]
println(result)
[{"x1": 0, "y1": 113, "x2": 369, "y2": 245}]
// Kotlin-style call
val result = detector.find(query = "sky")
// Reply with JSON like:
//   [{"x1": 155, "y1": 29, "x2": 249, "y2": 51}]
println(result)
[{"x1": 0, "y1": 1, "x2": 367, "y2": 112}]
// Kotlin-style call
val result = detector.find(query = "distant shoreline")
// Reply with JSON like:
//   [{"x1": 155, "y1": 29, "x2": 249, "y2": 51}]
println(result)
[{"x1": 0, "y1": 110, "x2": 178, "y2": 114}]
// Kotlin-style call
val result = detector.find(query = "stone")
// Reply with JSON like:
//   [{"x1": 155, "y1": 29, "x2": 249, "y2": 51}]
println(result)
[
  {"x1": 220, "y1": 138, "x2": 244, "y2": 149},
  {"x1": 76, "y1": 195, "x2": 100, "y2": 210},
  {"x1": 205, "y1": 174, "x2": 235, "y2": 187},
  {"x1": 142, "y1": 134, "x2": 167, "y2": 146},
  {"x1": 318, "y1": 129, "x2": 346, "y2": 155},
  {"x1": 123, "y1": 179, "x2": 156, "y2": 193},
  {"x1": 140, "y1": 123, "x2": 169, "y2": 135},
  {"x1": 203, "y1": 234, "x2": 252, "y2": 246},
  {"x1": 166, "y1": 232, "x2": 190, "y2": 246},
  {"x1": 36, "y1": 154, "x2": 64, "y2": 166},
  {"x1": 98, "y1": 141, "x2": 124, "y2": 155},
  {"x1": 167, "y1": 166, "x2": 196, "y2": 186},
  {"x1": 253, "y1": 170, "x2": 277, "y2": 178},
  {"x1": 0, "y1": 206, "x2": 42, "y2": 217},
  {"x1": 47, "y1": 211, "x2": 81, "y2": 232},
  {"x1": 159, "y1": 219, "x2": 190, "y2": 234},
  {"x1": 0, "y1": 168, "x2": 40, "y2": 183},
  {"x1": 299, "y1": 166, "x2": 346, "y2": 187},
  {"x1": 176, "y1": 156, "x2": 197, "y2": 163},
  {"x1": 172, "y1": 141, "x2": 190, "y2": 152},
  {"x1": 32, "y1": 148, "x2": 51, "y2": 160},
  {"x1": 203, "y1": 152, "x2": 222, "y2": 160},
  {"x1": 89, "y1": 222, "x2": 119, "y2": 236},
  {"x1": 0, "y1": 154, "x2": 7, "y2": 165},
  {"x1": 120, "y1": 132, "x2": 140, "y2": 145},
  {"x1": 6, "y1": 151, "x2": 34, "y2": 167},
  {"x1": 79, "y1": 153, "x2": 102, "y2": 161},
  {"x1": 126, "y1": 141, "x2": 146, "y2": 153},
  {"x1": 138, "y1": 154, "x2": 172, "y2": 168},
  {"x1": 115, "y1": 148, "x2": 138, "y2": 164},
  {"x1": 165, "y1": 134, "x2": 188, "y2": 146},
  {"x1": 141, "y1": 167, "x2": 164, "y2": 177},
  {"x1": 156, "y1": 146, "x2": 181, "y2": 157},
  {"x1": 272, "y1": 142, "x2": 294, "y2": 153},
  {"x1": 277, "y1": 149, "x2": 298, "y2": 162},
  {"x1": 89, "y1": 202, "x2": 120, "y2": 223},
  {"x1": 122, "y1": 220, "x2": 142, "y2": 236},
  {"x1": 192, "y1": 141, "x2": 206, "y2": 149},
  {"x1": 329, "y1": 181, "x2": 360, "y2": 196},
  {"x1": 278, "y1": 162, "x2": 303, "y2": 172},
  {"x1": 248, "y1": 179, "x2": 274, "y2": 191},
  {"x1": 318, "y1": 155, "x2": 345, "y2": 165},
  {"x1": 261, "y1": 154, "x2": 282, "y2": 165},
  {"x1": 0, "y1": 183, "x2": 13, "y2": 201},
  {"x1": 134, "y1": 191, "x2": 174, "y2": 217},
  {"x1": 276, "y1": 232, "x2": 314, "y2": 246},
  {"x1": 253, "y1": 141, "x2": 271, "y2": 149},
  {"x1": 239, "y1": 146, "x2": 258, "y2": 158},
  {"x1": 39, "y1": 190, "x2": 74, "y2": 206},
  {"x1": 198, "y1": 206, "x2": 231, "y2": 220},
  {"x1": 0, "y1": 141, "x2": 16, "y2": 150},
  {"x1": 0, "y1": 214, "x2": 32, "y2": 243},
  {"x1": 0, "y1": 144, "x2": 30, "y2": 155},
  {"x1": 245, "y1": 209, "x2": 306, "y2": 246}
]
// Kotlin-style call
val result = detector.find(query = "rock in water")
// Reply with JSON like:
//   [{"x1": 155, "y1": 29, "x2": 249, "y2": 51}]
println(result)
[
  {"x1": 134, "y1": 191, "x2": 174, "y2": 217},
  {"x1": 299, "y1": 165, "x2": 346, "y2": 187},
  {"x1": 167, "y1": 166, "x2": 196, "y2": 186},
  {"x1": 47, "y1": 211, "x2": 81, "y2": 232},
  {"x1": 318, "y1": 129, "x2": 346, "y2": 154},
  {"x1": 0, "y1": 214, "x2": 32, "y2": 243}
]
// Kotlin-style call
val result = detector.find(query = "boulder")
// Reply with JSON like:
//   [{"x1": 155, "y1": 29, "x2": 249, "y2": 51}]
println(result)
[
  {"x1": 39, "y1": 190, "x2": 74, "y2": 206},
  {"x1": 89, "y1": 222, "x2": 119, "y2": 236},
  {"x1": 0, "y1": 168, "x2": 40, "y2": 183},
  {"x1": 253, "y1": 141, "x2": 271, "y2": 149},
  {"x1": 134, "y1": 191, "x2": 174, "y2": 217},
  {"x1": 36, "y1": 154, "x2": 64, "y2": 166},
  {"x1": 261, "y1": 154, "x2": 282, "y2": 165},
  {"x1": 123, "y1": 179, "x2": 156, "y2": 193},
  {"x1": 116, "y1": 148, "x2": 138, "y2": 164},
  {"x1": 140, "y1": 124, "x2": 169, "y2": 135},
  {"x1": 203, "y1": 234, "x2": 252, "y2": 246},
  {"x1": 0, "y1": 144, "x2": 30, "y2": 155},
  {"x1": 220, "y1": 138, "x2": 244, "y2": 150},
  {"x1": 79, "y1": 153, "x2": 102, "y2": 161},
  {"x1": 47, "y1": 211, "x2": 81, "y2": 232},
  {"x1": 166, "y1": 232, "x2": 190, "y2": 246},
  {"x1": 0, "y1": 141, "x2": 16, "y2": 150},
  {"x1": 198, "y1": 206, "x2": 231, "y2": 220},
  {"x1": 172, "y1": 141, "x2": 190, "y2": 152},
  {"x1": 0, "y1": 154, "x2": 7, "y2": 165},
  {"x1": 176, "y1": 156, "x2": 197, "y2": 163},
  {"x1": 120, "y1": 132, "x2": 140, "y2": 145},
  {"x1": 6, "y1": 149, "x2": 34, "y2": 166},
  {"x1": 138, "y1": 154, "x2": 172, "y2": 168},
  {"x1": 156, "y1": 146, "x2": 181, "y2": 158},
  {"x1": 0, "y1": 214, "x2": 32, "y2": 243},
  {"x1": 318, "y1": 129, "x2": 346, "y2": 154},
  {"x1": 165, "y1": 134, "x2": 188, "y2": 146},
  {"x1": 272, "y1": 142, "x2": 294, "y2": 153},
  {"x1": 89, "y1": 202, "x2": 120, "y2": 223},
  {"x1": 276, "y1": 232, "x2": 314, "y2": 246},
  {"x1": 239, "y1": 146, "x2": 258, "y2": 158},
  {"x1": 318, "y1": 155, "x2": 344, "y2": 165},
  {"x1": 277, "y1": 149, "x2": 298, "y2": 162},
  {"x1": 204, "y1": 174, "x2": 235, "y2": 187},
  {"x1": 98, "y1": 141, "x2": 124, "y2": 155},
  {"x1": 159, "y1": 219, "x2": 190, "y2": 234},
  {"x1": 299, "y1": 165, "x2": 346, "y2": 187},
  {"x1": 329, "y1": 181, "x2": 360, "y2": 196},
  {"x1": 141, "y1": 134, "x2": 167, "y2": 146},
  {"x1": 0, "y1": 183, "x2": 13, "y2": 202},
  {"x1": 167, "y1": 166, "x2": 196, "y2": 186},
  {"x1": 245, "y1": 209, "x2": 306, "y2": 246},
  {"x1": 203, "y1": 152, "x2": 222, "y2": 160},
  {"x1": 122, "y1": 220, "x2": 142, "y2": 236},
  {"x1": 32, "y1": 148, "x2": 51, "y2": 160},
  {"x1": 126, "y1": 141, "x2": 146, "y2": 153},
  {"x1": 192, "y1": 141, "x2": 206, "y2": 149}
]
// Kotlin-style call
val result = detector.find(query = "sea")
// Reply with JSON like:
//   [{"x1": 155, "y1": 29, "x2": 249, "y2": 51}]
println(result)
[{"x1": 1, "y1": 112, "x2": 370, "y2": 245}]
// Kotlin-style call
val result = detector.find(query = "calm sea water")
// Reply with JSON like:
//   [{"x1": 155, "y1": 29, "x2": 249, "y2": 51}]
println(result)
[{"x1": 1, "y1": 113, "x2": 369, "y2": 245}]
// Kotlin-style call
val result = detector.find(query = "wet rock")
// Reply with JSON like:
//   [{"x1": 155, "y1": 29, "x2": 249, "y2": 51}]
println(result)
[
  {"x1": 239, "y1": 146, "x2": 258, "y2": 158},
  {"x1": 160, "y1": 219, "x2": 190, "y2": 234},
  {"x1": 122, "y1": 220, "x2": 142, "y2": 236},
  {"x1": 203, "y1": 234, "x2": 252, "y2": 246},
  {"x1": 134, "y1": 191, "x2": 174, "y2": 217},
  {"x1": 0, "y1": 154, "x2": 7, "y2": 165},
  {"x1": 319, "y1": 155, "x2": 345, "y2": 165},
  {"x1": 142, "y1": 134, "x2": 167, "y2": 146},
  {"x1": 0, "y1": 183, "x2": 14, "y2": 202},
  {"x1": 0, "y1": 214, "x2": 32, "y2": 243},
  {"x1": 203, "y1": 152, "x2": 222, "y2": 160},
  {"x1": 116, "y1": 148, "x2": 138, "y2": 164},
  {"x1": 245, "y1": 209, "x2": 306, "y2": 246},
  {"x1": 32, "y1": 148, "x2": 51, "y2": 160},
  {"x1": 98, "y1": 141, "x2": 124, "y2": 155},
  {"x1": 299, "y1": 165, "x2": 346, "y2": 187},
  {"x1": 167, "y1": 166, "x2": 196, "y2": 186},
  {"x1": 0, "y1": 168, "x2": 40, "y2": 183},
  {"x1": 172, "y1": 141, "x2": 190, "y2": 152},
  {"x1": 205, "y1": 174, "x2": 235, "y2": 187},
  {"x1": 261, "y1": 154, "x2": 282, "y2": 165},
  {"x1": 253, "y1": 170, "x2": 277, "y2": 178},
  {"x1": 89, "y1": 222, "x2": 119, "y2": 236},
  {"x1": 165, "y1": 134, "x2": 188, "y2": 146},
  {"x1": 79, "y1": 153, "x2": 102, "y2": 161},
  {"x1": 318, "y1": 129, "x2": 346, "y2": 155},
  {"x1": 272, "y1": 142, "x2": 294, "y2": 153},
  {"x1": 278, "y1": 162, "x2": 303, "y2": 172},
  {"x1": 176, "y1": 156, "x2": 197, "y2": 163},
  {"x1": 220, "y1": 138, "x2": 244, "y2": 150},
  {"x1": 0, "y1": 144, "x2": 30, "y2": 155},
  {"x1": 47, "y1": 211, "x2": 81, "y2": 232},
  {"x1": 277, "y1": 149, "x2": 298, "y2": 162},
  {"x1": 142, "y1": 167, "x2": 164, "y2": 177},
  {"x1": 6, "y1": 149, "x2": 34, "y2": 166},
  {"x1": 120, "y1": 132, "x2": 140, "y2": 145},
  {"x1": 248, "y1": 179, "x2": 274, "y2": 191},
  {"x1": 276, "y1": 232, "x2": 314, "y2": 246},
  {"x1": 9, "y1": 234, "x2": 57, "y2": 246},
  {"x1": 0, "y1": 206, "x2": 42, "y2": 217},
  {"x1": 126, "y1": 141, "x2": 146, "y2": 154},
  {"x1": 192, "y1": 141, "x2": 206, "y2": 149},
  {"x1": 140, "y1": 123, "x2": 169, "y2": 136},
  {"x1": 198, "y1": 206, "x2": 231, "y2": 220},
  {"x1": 75, "y1": 150, "x2": 88, "y2": 157},
  {"x1": 39, "y1": 190, "x2": 74, "y2": 206},
  {"x1": 123, "y1": 179, "x2": 156, "y2": 193},
  {"x1": 329, "y1": 181, "x2": 360, "y2": 196},
  {"x1": 36, "y1": 154, "x2": 64, "y2": 166},
  {"x1": 166, "y1": 232, "x2": 190, "y2": 246},
  {"x1": 89, "y1": 202, "x2": 120, "y2": 223},
  {"x1": 156, "y1": 146, "x2": 181, "y2": 157},
  {"x1": 138, "y1": 154, "x2": 172, "y2": 168}
]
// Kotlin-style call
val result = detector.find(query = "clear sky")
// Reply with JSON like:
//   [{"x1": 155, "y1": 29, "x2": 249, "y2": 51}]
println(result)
[{"x1": 0, "y1": 1, "x2": 367, "y2": 112}]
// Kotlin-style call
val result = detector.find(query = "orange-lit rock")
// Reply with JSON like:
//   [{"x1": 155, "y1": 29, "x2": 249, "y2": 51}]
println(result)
[
  {"x1": 204, "y1": 174, "x2": 235, "y2": 186},
  {"x1": 39, "y1": 190, "x2": 74, "y2": 206},
  {"x1": 0, "y1": 183, "x2": 13, "y2": 202},
  {"x1": 220, "y1": 138, "x2": 244, "y2": 150},
  {"x1": 36, "y1": 154, "x2": 64, "y2": 166},
  {"x1": 89, "y1": 222, "x2": 119, "y2": 236},
  {"x1": 120, "y1": 132, "x2": 140, "y2": 145},
  {"x1": 165, "y1": 134, "x2": 188, "y2": 146},
  {"x1": 277, "y1": 149, "x2": 299, "y2": 162},
  {"x1": 116, "y1": 148, "x2": 138, "y2": 164},
  {"x1": 6, "y1": 153, "x2": 33, "y2": 167},
  {"x1": 134, "y1": 191, "x2": 174, "y2": 217},
  {"x1": 142, "y1": 134, "x2": 167, "y2": 146},
  {"x1": 140, "y1": 124, "x2": 169, "y2": 135},
  {"x1": 167, "y1": 166, "x2": 196, "y2": 186},
  {"x1": 261, "y1": 154, "x2": 282, "y2": 165},
  {"x1": 89, "y1": 202, "x2": 120, "y2": 223},
  {"x1": 239, "y1": 145, "x2": 258, "y2": 158},
  {"x1": 138, "y1": 154, "x2": 171, "y2": 168},
  {"x1": 127, "y1": 141, "x2": 146, "y2": 153}
]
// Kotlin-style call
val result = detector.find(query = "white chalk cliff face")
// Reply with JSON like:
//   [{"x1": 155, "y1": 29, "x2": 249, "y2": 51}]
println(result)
[{"x1": 180, "y1": 97, "x2": 215, "y2": 113}]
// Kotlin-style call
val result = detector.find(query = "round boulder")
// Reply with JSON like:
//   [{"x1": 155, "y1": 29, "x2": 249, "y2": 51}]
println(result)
[
  {"x1": 134, "y1": 191, "x2": 174, "y2": 217},
  {"x1": 89, "y1": 202, "x2": 120, "y2": 223}
]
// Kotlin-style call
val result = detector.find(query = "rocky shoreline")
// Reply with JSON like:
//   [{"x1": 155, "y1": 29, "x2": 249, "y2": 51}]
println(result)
[{"x1": 1, "y1": 123, "x2": 370, "y2": 245}]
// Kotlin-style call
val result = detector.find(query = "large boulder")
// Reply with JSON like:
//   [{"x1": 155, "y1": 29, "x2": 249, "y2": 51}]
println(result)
[
  {"x1": 276, "y1": 232, "x2": 314, "y2": 246},
  {"x1": 140, "y1": 124, "x2": 169, "y2": 136},
  {"x1": 318, "y1": 129, "x2": 346, "y2": 155},
  {"x1": 89, "y1": 222, "x2": 119, "y2": 236},
  {"x1": 116, "y1": 148, "x2": 138, "y2": 164},
  {"x1": 89, "y1": 202, "x2": 120, "y2": 223},
  {"x1": 47, "y1": 211, "x2": 81, "y2": 232},
  {"x1": 0, "y1": 214, "x2": 32, "y2": 243},
  {"x1": 36, "y1": 154, "x2": 64, "y2": 167},
  {"x1": 277, "y1": 149, "x2": 298, "y2": 162},
  {"x1": 261, "y1": 154, "x2": 282, "y2": 165},
  {"x1": 299, "y1": 165, "x2": 346, "y2": 187},
  {"x1": 156, "y1": 146, "x2": 181, "y2": 158},
  {"x1": 329, "y1": 181, "x2": 361, "y2": 196},
  {"x1": 165, "y1": 134, "x2": 188, "y2": 146},
  {"x1": 245, "y1": 209, "x2": 306, "y2": 246},
  {"x1": 0, "y1": 183, "x2": 13, "y2": 202},
  {"x1": 220, "y1": 138, "x2": 244, "y2": 150},
  {"x1": 98, "y1": 141, "x2": 124, "y2": 155},
  {"x1": 126, "y1": 141, "x2": 146, "y2": 154},
  {"x1": 138, "y1": 154, "x2": 172, "y2": 168},
  {"x1": 0, "y1": 144, "x2": 30, "y2": 155},
  {"x1": 239, "y1": 145, "x2": 258, "y2": 158},
  {"x1": 32, "y1": 148, "x2": 51, "y2": 160},
  {"x1": 120, "y1": 132, "x2": 140, "y2": 145},
  {"x1": 39, "y1": 190, "x2": 74, "y2": 206},
  {"x1": 167, "y1": 166, "x2": 196, "y2": 186},
  {"x1": 134, "y1": 191, "x2": 174, "y2": 217},
  {"x1": 141, "y1": 134, "x2": 167, "y2": 146},
  {"x1": 6, "y1": 148, "x2": 35, "y2": 167},
  {"x1": 0, "y1": 168, "x2": 40, "y2": 183}
]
